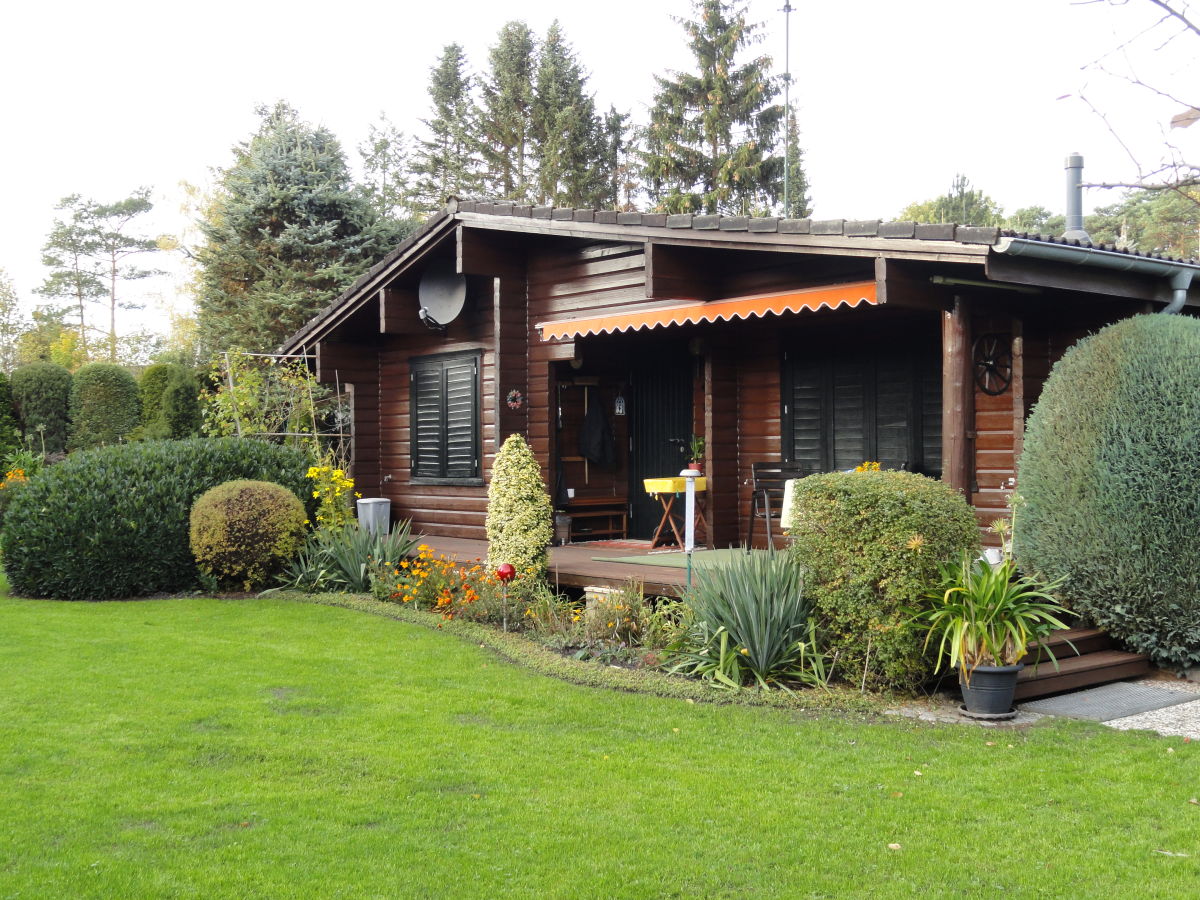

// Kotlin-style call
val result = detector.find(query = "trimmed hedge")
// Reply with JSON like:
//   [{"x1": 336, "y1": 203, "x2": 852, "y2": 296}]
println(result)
[
  {"x1": 1, "y1": 438, "x2": 312, "y2": 601},
  {"x1": 10, "y1": 362, "x2": 71, "y2": 454},
  {"x1": 69, "y1": 362, "x2": 141, "y2": 449},
  {"x1": 788, "y1": 470, "x2": 980, "y2": 691},
  {"x1": 0, "y1": 372, "x2": 22, "y2": 458},
  {"x1": 190, "y1": 480, "x2": 307, "y2": 591},
  {"x1": 1016, "y1": 314, "x2": 1200, "y2": 671},
  {"x1": 140, "y1": 366, "x2": 202, "y2": 439}
]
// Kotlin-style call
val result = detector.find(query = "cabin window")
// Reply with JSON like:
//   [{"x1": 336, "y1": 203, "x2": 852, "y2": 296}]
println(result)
[
  {"x1": 409, "y1": 351, "x2": 482, "y2": 483},
  {"x1": 781, "y1": 344, "x2": 941, "y2": 476}
]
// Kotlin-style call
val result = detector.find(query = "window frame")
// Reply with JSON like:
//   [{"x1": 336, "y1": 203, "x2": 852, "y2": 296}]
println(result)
[{"x1": 408, "y1": 349, "x2": 483, "y2": 486}]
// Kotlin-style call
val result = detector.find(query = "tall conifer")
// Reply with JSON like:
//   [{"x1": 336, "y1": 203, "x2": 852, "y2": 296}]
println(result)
[
  {"x1": 411, "y1": 44, "x2": 481, "y2": 214},
  {"x1": 478, "y1": 22, "x2": 537, "y2": 202},
  {"x1": 643, "y1": 1, "x2": 788, "y2": 215}
]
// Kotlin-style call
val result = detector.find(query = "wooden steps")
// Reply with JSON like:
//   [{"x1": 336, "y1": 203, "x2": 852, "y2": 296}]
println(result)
[{"x1": 1015, "y1": 627, "x2": 1151, "y2": 700}]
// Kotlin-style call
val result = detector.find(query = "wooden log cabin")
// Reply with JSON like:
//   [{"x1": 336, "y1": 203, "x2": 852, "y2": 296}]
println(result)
[{"x1": 280, "y1": 200, "x2": 1200, "y2": 548}]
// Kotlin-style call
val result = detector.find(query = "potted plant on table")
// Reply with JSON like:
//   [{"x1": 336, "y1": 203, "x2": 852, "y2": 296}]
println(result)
[
  {"x1": 911, "y1": 553, "x2": 1070, "y2": 717},
  {"x1": 686, "y1": 434, "x2": 705, "y2": 473}
]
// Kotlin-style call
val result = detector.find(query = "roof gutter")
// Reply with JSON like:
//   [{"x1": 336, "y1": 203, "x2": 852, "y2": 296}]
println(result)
[{"x1": 993, "y1": 236, "x2": 1198, "y2": 314}]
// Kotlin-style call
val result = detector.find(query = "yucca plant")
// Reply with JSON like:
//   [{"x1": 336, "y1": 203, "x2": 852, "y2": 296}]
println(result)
[
  {"x1": 665, "y1": 551, "x2": 829, "y2": 690},
  {"x1": 912, "y1": 553, "x2": 1070, "y2": 686},
  {"x1": 269, "y1": 520, "x2": 419, "y2": 594}
]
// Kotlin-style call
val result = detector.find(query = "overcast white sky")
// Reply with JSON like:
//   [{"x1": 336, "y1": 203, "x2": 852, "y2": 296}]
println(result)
[{"x1": 2, "y1": 0, "x2": 1194, "y2": 333}]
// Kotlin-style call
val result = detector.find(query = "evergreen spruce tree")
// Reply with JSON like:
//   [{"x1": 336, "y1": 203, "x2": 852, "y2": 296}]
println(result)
[
  {"x1": 358, "y1": 113, "x2": 419, "y2": 232},
  {"x1": 530, "y1": 21, "x2": 609, "y2": 207},
  {"x1": 643, "y1": 1, "x2": 786, "y2": 215},
  {"x1": 478, "y1": 22, "x2": 537, "y2": 202},
  {"x1": 600, "y1": 107, "x2": 638, "y2": 210},
  {"x1": 781, "y1": 109, "x2": 812, "y2": 218},
  {"x1": 195, "y1": 102, "x2": 395, "y2": 354},
  {"x1": 411, "y1": 44, "x2": 482, "y2": 214}
]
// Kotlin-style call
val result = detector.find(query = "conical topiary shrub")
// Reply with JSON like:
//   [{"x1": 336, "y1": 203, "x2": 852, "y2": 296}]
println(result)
[
  {"x1": 1016, "y1": 314, "x2": 1200, "y2": 672},
  {"x1": 485, "y1": 433, "x2": 553, "y2": 578}
]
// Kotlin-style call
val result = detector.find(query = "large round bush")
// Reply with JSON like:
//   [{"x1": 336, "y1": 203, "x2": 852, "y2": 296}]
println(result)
[
  {"x1": 788, "y1": 469, "x2": 980, "y2": 690},
  {"x1": 10, "y1": 361, "x2": 71, "y2": 454},
  {"x1": 1016, "y1": 314, "x2": 1200, "y2": 671},
  {"x1": 190, "y1": 479, "x2": 306, "y2": 591},
  {"x1": 1, "y1": 438, "x2": 312, "y2": 601},
  {"x1": 69, "y1": 362, "x2": 141, "y2": 449}
]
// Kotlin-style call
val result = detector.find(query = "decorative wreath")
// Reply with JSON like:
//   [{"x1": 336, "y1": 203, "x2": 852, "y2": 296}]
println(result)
[{"x1": 506, "y1": 389, "x2": 524, "y2": 410}]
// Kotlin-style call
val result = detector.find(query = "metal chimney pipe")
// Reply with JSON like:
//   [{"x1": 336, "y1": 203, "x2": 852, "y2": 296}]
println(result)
[{"x1": 1062, "y1": 153, "x2": 1091, "y2": 242}]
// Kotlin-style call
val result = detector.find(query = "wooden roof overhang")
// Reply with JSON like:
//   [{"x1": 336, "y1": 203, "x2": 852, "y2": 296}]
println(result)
[{"x1": 283, "y1": 199, "x2": 1200, "y2": 359}]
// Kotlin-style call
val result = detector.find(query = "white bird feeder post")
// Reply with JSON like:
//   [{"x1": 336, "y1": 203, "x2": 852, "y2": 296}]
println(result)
[{"x1": 679, "y1": 468, "x2": 699, "y2": 589}]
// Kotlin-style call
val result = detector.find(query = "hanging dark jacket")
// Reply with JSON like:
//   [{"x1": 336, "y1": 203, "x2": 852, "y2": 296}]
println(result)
[{"x1": 579, "y1": 401, "x2": 615, "y2": 467}]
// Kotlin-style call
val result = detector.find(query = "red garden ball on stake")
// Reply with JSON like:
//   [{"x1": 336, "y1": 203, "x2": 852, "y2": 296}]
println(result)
[{"x1": 495, "y1": 563, "x2": 516, "y2": 583}]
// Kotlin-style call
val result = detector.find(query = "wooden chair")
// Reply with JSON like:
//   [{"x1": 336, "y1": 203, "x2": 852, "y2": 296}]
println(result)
[{"x1": 747, "y1": 462, "x2": 812, "y2": 549}]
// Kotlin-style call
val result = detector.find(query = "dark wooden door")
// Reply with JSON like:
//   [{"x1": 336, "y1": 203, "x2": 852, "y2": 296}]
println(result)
[{"x1": 628, "y1": 347, "x2": 693, "y2": 539}]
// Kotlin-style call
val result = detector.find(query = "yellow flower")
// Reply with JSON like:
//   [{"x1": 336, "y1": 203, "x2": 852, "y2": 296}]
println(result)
[{"x1": 739, "y1": 648, "x2": 749, "y2": 655}]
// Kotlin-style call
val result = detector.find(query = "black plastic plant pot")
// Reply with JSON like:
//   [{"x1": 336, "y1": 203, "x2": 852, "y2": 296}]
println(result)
[{"x1": 959, "y1": 664, "x2": 1024, "y2": 717}]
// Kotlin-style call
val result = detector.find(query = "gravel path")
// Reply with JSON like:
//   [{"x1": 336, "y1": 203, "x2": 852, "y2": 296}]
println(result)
[{"x1": 1105, "y1": 673, "x2": 1200, "y2": 739}]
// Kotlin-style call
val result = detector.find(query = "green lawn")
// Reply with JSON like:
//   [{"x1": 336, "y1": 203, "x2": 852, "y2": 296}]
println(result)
[{"x1": 1, "y1": 595, "x2": 1197, "y2": 898}]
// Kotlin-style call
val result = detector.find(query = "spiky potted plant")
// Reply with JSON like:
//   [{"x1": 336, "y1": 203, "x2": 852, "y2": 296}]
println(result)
[{"x1": 911, "y1": 554, "x2": 1070, "y2": 717}]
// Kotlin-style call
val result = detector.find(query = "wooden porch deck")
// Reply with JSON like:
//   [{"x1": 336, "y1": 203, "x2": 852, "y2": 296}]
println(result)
[{"x1": 417, "y1": 536, "x2": 694, "y2": 596}]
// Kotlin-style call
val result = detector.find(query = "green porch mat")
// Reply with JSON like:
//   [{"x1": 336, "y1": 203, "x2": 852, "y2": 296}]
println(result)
[{"x1": 590, "y1": 548, "x2": 747, "y2": 568}]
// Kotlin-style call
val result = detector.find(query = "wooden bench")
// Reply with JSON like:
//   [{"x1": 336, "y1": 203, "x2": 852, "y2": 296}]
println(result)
[
  {"x1": 747, "y1": 462, "x2": 812, "y2": 549},
  {"x1": 565, "y1": 497, "x2": 628, "y2": 542}
]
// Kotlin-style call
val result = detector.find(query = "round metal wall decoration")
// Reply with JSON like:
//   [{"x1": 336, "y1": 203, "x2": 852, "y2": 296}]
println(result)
[{"x1": 972, "y1": 333, "x2": 1013, "y2": 395}]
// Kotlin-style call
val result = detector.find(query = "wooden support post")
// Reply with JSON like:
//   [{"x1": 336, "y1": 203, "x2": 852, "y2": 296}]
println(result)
[
  {"x1": 941, "y1": 297, "x2": 973, "y2": 497},
  {"x1": 493, "y1": 276, "x2": 528, "y2": 444}
]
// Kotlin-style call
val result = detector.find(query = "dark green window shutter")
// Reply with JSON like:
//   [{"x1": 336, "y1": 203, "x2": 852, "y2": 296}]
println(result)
[
  {"x1": 783, "y1": 340, "x2": 940, "y2": 475},
  {"x1": 410, "y1": 352, "x2": 480, "y2": 480}
]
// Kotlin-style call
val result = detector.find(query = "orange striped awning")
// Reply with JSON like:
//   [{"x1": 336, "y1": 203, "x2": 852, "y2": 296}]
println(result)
[{"x1": 536, "y1": 280, "x2": 877, "y2": 341}]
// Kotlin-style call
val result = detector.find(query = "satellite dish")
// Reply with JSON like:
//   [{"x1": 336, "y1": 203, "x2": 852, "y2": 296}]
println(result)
[{"x1": 418, "y1": 261, "x2": 467, "y2": 328}]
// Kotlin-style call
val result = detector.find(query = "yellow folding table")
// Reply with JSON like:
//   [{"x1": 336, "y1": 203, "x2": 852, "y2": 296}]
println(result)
[{"x1": 643, "y1": 476, "x2": 709, "y2": 549}]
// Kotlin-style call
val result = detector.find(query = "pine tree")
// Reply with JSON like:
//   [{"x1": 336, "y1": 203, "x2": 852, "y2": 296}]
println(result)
[
  {"x1": 37, "y1": 190, "x2": 160, "y2": 362},
  {"x1": 411, "y1": 44, "x2": 481, "y2": 214},
  {"x1": 643, "y1": 1, "x2": 785, "y2": 215},
  {"x1": 478, "y1": 22, "x2": 537, "y2": 202},
  {"x1": 195, "y1": 102, "x2": 396, "y2": 353}
]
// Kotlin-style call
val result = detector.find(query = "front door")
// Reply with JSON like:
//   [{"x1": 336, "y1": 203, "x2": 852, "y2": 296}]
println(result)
[{"x1": 628, "y1": 346, "x2": 694, "y2": 539}]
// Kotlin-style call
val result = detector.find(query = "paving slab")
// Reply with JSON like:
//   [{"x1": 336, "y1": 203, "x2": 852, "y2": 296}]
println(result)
[{"x1": 1019, "y1": 682, "x2": 1197, "y2": 722}]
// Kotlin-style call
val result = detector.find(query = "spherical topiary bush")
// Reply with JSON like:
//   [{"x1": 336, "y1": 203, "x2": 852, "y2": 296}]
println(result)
[
  {"x1": 190, "y1": 479, "x2": 307, "y2": 591},
  {"x1": 69, "y1": 362, "x2": 141, "y2": 449},
  {"x1": 486, "y1": 433, "x2": 553, "y2": 578},
  {"x1": 1016, "y1": 314, "x2": 1200, "y2": 671},
  {"x1": 788, "y1": 469, "x2": 980, "y2": 691},
  {"x1": 10, "y1": 361, "x2": 72, "y2": 454},
  {"x1": 0, "y1": 438, "x2": 312, "y2": 600}
]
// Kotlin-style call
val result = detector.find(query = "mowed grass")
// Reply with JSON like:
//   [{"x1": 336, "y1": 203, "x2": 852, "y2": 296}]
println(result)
[{"x1": 1, "y1": 596, "x2": 1198, "y2": 899}]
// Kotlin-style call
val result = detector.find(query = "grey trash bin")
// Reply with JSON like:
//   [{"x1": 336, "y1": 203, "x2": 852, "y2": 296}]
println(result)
[{"x1": 356, "y1": 498, "x2": 391, "y2": 537}]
